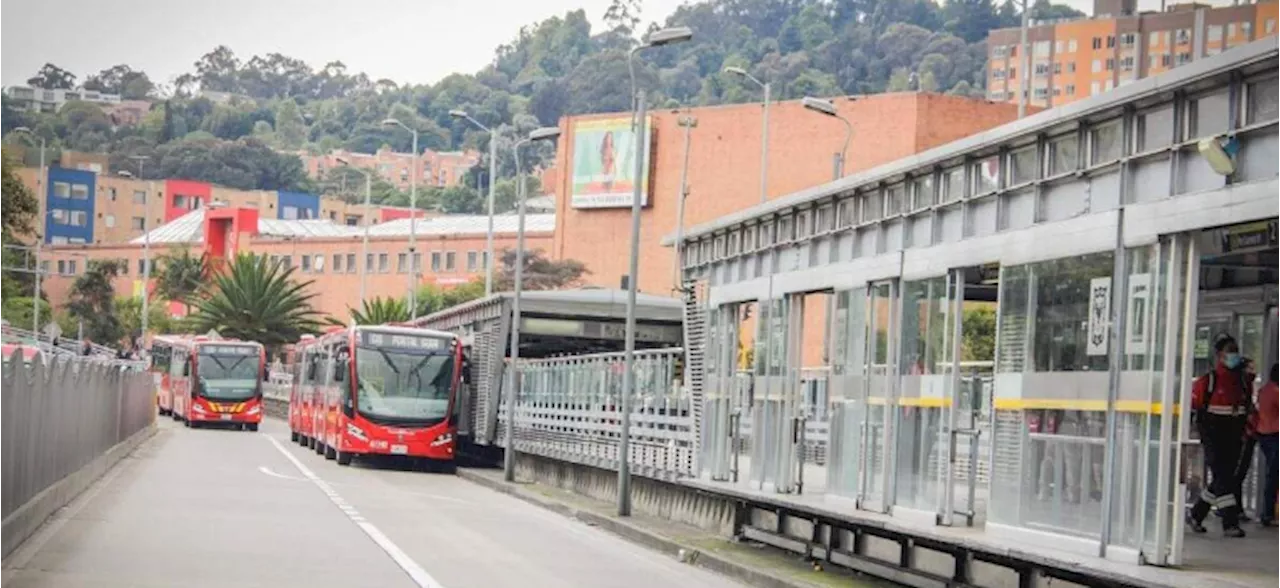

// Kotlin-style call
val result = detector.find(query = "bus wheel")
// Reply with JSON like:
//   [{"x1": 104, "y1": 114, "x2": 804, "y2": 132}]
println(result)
[
  {"x1": 324, "y1": 446, "x2": 337, "y2": 460},
  {"x1": 246, "y1": 423, "x2": 259, "y2": 432},
  {"x1": 336, "y1": 451, "x2": 352, "y2": 466},
  {"x1": 315, "y1": 441, "x2": 325, "y2": 455},
  {"x1": 290, "y1": 431, "x2": 299, "y2": 442},
  {"x1": 183, "y1": 420, "x2": 192, "y2": 428}
]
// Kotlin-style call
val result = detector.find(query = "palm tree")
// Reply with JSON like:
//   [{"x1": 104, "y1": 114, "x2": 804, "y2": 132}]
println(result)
[
  {"x1": 350, "y1": 296, "x2": 410, "y2": 325},
  {"x1": 187, "y1": 253, "x2": 325, "y2": 349},
  {"x1": 154, "y1": 248, "x2": 210, "y2": 314}
]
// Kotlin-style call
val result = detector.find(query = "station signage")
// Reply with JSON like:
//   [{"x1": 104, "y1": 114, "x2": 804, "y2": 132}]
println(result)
[
  {"x1": 200, "y1": 344, "x2": 258, "y2": 356},
  {"x1": 1220, "y1": 219, "x2": 1277, "y2": 254},
  {"x1": 520, "y1": 317, "x2": 681, "y2": 343},
  {"x1": 360, "y1": 331, "x2": 448, "y2": 351}
]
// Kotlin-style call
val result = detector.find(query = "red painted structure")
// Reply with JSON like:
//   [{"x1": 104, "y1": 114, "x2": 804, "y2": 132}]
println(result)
[{"x1": 163, "y1": 179, "x2": 212, "y2": 222}]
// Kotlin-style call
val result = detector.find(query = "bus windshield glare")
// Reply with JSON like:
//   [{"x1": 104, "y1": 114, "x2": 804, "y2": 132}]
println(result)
[
  {"x1": 354, "y1": 333, "x2": 452, "y2": 423},
  {"x1": 197, "y1": 345, "x2": 260, "y2": 401}
]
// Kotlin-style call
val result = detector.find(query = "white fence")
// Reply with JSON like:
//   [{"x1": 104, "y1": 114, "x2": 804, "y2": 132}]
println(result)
[{"x1": 502, "y1": 348, "x2": 696, "y2": 480}]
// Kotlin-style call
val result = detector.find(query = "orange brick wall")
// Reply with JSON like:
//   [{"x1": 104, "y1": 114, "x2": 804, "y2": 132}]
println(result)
[
  {"x1": 552, "y1": 93, "x2": 1027, "y2": 296},
  {"x1": 38, "y1": 231, "x2": 551, "y2": 324}
]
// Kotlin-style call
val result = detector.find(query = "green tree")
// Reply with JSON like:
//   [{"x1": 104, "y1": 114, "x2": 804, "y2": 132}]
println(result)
[
  {"x1": 187, "y1": 254, "x2": 325, "y2": 350},
  {"x1": 0, "y1": 297, "x2": 54, "y2": 332},
  {"x1": 1, "y1": 151, "x2": 37, "y2": 242},
  {"x1": 494, "y1": 249, "x2": 589, "y2": 291},
  {"x1": 154, "y1": 248, "x2": 210, "y2": 313},
  {"x1": 66, "y1": 259, "x2": 125, "y2": 345},
  {"x1": 350, "y1": 296, "x2": 410, "y2": 325},
  {"x1": 274, "y1": 98, "x2": 307, "y2": 149},
  {"x1": 26, "y1": 63, "x2": 77, "y2": 90},
  {"x1": 116, "y1": 296, "x2": 174, "y2": 339},
  {"x1": 962, "y1": 306, "x2": 997, "y2": 362},
  {"x1": 83, "y1": 64, "x2": 154, "y2": 99},
  {"x1": 413, "y1": 279, "x2": 487, "y2": 317}
]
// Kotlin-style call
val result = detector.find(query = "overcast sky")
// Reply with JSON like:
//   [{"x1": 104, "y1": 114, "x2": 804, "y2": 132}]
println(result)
[{"x1": 0, "y1": 0, "x2": 1243, "y2": 90}]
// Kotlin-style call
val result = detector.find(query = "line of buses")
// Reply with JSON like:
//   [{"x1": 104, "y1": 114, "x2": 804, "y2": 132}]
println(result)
[{"x1": 149, "y1": 325, "x2": 463, "y2": 470}]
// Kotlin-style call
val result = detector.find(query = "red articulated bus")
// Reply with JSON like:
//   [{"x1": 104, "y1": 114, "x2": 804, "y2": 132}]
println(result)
[
  {"x1": 288, "y1": 325, "x2": 460, "y2": 469},
  {"x1": 164, "y1": 336, "x2": 267, "y2": 431},
  {"x1": 151, "y1": 335, "x2": 192, "y2": 416},
  {"x1": 286, "y1": 334, "x2": 322, "y2": 445}
]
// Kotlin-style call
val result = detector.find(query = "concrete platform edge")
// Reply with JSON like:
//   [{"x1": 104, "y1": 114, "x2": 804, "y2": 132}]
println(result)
[
  {"x1": 1, "y1": 422, "x2": 157, "y2": 560},
  {"x1": 456, "y1": 468, "x2": 813, "y2": 588}
]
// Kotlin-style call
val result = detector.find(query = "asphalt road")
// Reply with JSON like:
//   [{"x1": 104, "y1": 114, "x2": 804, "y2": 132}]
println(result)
[{"x1": 2, "y1": 418, "x2": 748, "y2": 588}]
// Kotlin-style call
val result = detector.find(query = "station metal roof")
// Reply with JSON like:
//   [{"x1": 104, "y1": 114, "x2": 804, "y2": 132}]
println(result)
[
  {"x1": 364, "y1": 214, "x2": 556, "y2": 237},
  {"x1": 664, "y1": 37, "x2": 1280, "y2": 245},
  {"x1": 131, "y1": 210, "x2": 556, "y2": 245}
]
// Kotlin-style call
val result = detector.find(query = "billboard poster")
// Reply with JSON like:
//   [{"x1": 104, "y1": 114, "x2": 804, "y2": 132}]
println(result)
[{"x1": 569, "y1": 116, "x2": 652, "y2": 209}]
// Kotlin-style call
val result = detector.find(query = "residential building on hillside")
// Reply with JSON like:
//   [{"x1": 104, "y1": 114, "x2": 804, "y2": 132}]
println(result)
[
  {"x1": 298, "y1": 147, "x2": 481, "y2": 192},
  {"x1": 986, "y1": 0, "x2": 1278, "y2": 108},
  {"x1": 18, "y1": 167, "x2": 430, "y2": 245},
  {"x1": 2, "y1": 85, "x2": 122, "y2": 112}
]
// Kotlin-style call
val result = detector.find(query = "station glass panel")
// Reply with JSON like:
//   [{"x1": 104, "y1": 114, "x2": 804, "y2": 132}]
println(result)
[{"x1": 989, "y1": 251, "x2": 1114, "y2": 539}]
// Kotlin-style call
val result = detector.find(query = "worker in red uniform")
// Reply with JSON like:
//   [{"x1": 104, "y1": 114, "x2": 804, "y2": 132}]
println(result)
[
  {"x1": 1187, "y1": 334, "x2": 1250, "y2": 537},
  {"x1": 1256, "y1": 364, "x2": 1278, "y2": 527}
]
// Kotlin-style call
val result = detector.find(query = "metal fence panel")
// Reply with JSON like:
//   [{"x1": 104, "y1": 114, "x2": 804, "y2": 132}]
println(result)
[{"x1": 1, "y1": 351, "x2": 154, "y2": 520}]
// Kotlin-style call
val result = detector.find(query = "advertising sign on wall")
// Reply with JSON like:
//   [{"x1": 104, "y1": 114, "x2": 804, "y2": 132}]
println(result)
[{"x1": 569, "y1": 116, "x2": 652, "y2": 209}]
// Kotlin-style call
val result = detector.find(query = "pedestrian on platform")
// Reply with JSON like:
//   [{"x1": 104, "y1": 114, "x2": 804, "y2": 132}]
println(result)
[
  {"x1": 1232, "y1": 358, "x2": 1259, "y2": 521},
  {"x1": 1187, "y1": 334, "x2": 1251, "y2": 537},
  {"x1": 1255, "y1": 364, "x2": 1278, "y2": 527}
]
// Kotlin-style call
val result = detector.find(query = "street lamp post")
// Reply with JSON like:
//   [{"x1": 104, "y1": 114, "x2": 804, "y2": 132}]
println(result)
[
  {"x1": 11, "y1": 127, "x2": 46, "y2": 337},
  {"x1": 449, "y1": 109, "x2": 500, "y2": 296},
  {"x1": 724, "y1": 67, "x2": 770, "y2": 204},
  {"x1": 672, "y1": 115, "x2": 697, "y2": 290},
  {"x1": 337, "y1": 158, "x2": 373, "y2": 309},
  {"x1": 504, "y1": 126, "x2": 562, "y2": 483},
  {"x1": 128, "y1": 155, "x2": 151, "y2": 345},
  {"x1": 801, "y1": 96, "x2": 854, "y2": 180},
  {"x1": 381, "y1": 118, "x2": 420, "y2": 318},
  {"x1": 620, "y1": 26, "x2": 694, "y2": 517}
]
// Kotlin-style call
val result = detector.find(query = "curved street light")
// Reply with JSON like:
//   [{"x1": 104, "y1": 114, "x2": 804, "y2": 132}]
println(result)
[
  {"x1": 618, "y1": 26, "x2": 694, "y2": 517},
  {"x1": 725, "y1": 66, "x2": 771, "y2": 204},
  {"x1": 381, "y1": 117, "x2": 421, "y2": 318},
  {"x1": 9, "y1": 127, "x2": 47, "y2": 336},
  {"x1": 802, "y1": 96, "x2": 853, "y2": 179},
  {"x1": 450, "y1": 109, "x2": 501, "y2": 296},
  {"x1": 503, "y1": 126, "x2": 563, "y2": 483}
]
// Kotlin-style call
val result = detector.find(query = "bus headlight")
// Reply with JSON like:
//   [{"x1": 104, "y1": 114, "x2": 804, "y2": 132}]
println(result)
[
  {"x1": 430, "y1": 433, "x2": 453, "y2": 447},
  {"x1": 246, "y1": 405, "x2": 261, "y2": 415},
  {"x1": 192, "y1": 404, "x2": 206, "y2": 413},
  {"x1": 346, "y1": 424, "x2": 368, "y2": 441}
]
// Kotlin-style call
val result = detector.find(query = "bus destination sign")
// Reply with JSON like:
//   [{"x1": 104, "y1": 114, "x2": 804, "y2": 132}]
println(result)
[
  {"x1": 361, "y1": 331, "x2": 448, "y2": 351},
  {"x1": 199, "y1": 345, "x2": 258, "y2": 356}
]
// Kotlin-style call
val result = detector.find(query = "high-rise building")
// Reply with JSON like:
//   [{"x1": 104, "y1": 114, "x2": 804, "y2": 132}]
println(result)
[{"x1": 985, "y1": 0, "x2": 1277, "y2": 108}]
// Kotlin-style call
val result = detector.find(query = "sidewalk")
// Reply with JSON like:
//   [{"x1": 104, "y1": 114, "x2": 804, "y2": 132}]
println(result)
[{"x1": 456, "y1": 467, "x2": 893, "y2": 588}]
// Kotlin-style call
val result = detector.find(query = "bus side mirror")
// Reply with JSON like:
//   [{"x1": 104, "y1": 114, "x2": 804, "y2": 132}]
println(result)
[
  {"x1": 262, "y1": 366, "x2": 270, "y2": 381},
  {"x1": 333, "y1": 361, "x2": 346, "y2": 382},
  {"x1": 183, "y1": 361, "x2": 191, "y2": 377},
  {"x1": 307, "y1": 361, "x2": 317, "y2": 381}
]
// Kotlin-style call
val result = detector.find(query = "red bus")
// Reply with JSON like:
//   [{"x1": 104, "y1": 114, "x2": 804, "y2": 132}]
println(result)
[
  {"x1": 288, "y1": 325, "x2": 460, "y2": 468},
  {"x1": 286, "y1": 334, "x2": 321, "y2": 444},
  {"x1": 151, "y1": 335, "x2": 191, "y2": 416},
  {"x1": 166, "y1": 336, "x2": 267, "y2": 431}
]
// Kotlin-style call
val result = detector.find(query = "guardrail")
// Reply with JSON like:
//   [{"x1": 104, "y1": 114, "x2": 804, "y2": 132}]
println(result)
[
  {"x1": 505, "y1": 348, "x2": 695, "y2": 480},
  {"x1": 1, "y1": 349, "x2": 155, "y2": 556}
]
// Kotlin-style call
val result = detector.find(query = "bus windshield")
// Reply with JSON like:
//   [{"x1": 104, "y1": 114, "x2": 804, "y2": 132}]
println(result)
[
  {"x1": 354, "y1": 344, "x2": 453, "y2": 424},
  {"x1": 197, "y1": 346, "x2": 260, "y2": 401}
]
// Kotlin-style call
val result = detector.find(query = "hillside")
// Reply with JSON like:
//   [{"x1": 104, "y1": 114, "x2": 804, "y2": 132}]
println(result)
[{"x1": 1, "y1": 0, "x2": 1081, "y2": 213}]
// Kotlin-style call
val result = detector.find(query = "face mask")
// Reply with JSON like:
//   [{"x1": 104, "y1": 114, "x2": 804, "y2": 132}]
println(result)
[{"x1": 1224, "y1": 353, "x2": 1242, "y2": 369}]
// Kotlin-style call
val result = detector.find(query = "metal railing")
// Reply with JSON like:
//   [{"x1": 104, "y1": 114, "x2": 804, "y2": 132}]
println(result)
[
  {"x1": 503, "y1": 348, "x2": 695, "y2": 480},
  {"x1": 1, "y1": 324, "x2": 121, "y2": 359},
  {"x1": 1, "y1": 349, "x2": 155, "y2": 522}
]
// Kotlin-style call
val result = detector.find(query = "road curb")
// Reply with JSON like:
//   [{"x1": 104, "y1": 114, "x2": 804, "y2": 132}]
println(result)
[{"x1": 456, "y1": 468, "x2": 816, "y2": 588}]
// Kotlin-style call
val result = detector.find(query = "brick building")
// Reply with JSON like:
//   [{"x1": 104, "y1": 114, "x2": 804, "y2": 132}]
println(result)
[
  {"x1": 298, "y1": 147, "x2": 481, "y2": 192},
  {"x1": 39, "y1": 209, "x2": 553, "y2": 323},
  {"x1": 986, "y1": 0, "x2": 1277, "y2": 108},
  {"x1": 549, "y1": 92, "x2": 1033, "y2": 297}
]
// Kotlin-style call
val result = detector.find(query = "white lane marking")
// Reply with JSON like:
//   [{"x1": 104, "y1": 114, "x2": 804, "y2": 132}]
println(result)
[
  {"x1": 258, "y1": 465, "x2": 308, "y2": 482},
  {"x1": 266, "y1": 435, "x2": 445, "y2": 588}
]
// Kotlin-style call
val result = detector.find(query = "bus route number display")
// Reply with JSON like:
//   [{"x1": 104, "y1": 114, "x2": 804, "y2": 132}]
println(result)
[
  {"x1": 362, "y1": 331, "x2": 447, "y2": 351},
  {"x1": 200, "y1": 345, "x2": 258, "y2": 356}
]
